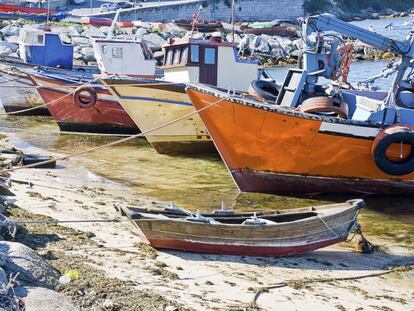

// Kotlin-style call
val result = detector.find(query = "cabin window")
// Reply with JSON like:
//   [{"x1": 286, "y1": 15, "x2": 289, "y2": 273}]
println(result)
[
  {"x1": 112, "y1": 47, "x2": 123, "y2": 58},
  {"x1": 101, "y1": 45, "x2": 107, "y2": 54},
  {"x1": 166, "y1": 49, "x2": 173, "y2": 66},
  {"x1": 173, "y1": 48, "x2": 181, "y2": 65},
  {"x1": 181, "y1": 47, "x2": 188, "y2": 64},
  {"x1": 36, "y1": 34, "x2": 44, "y2": 45},
  {"x1": 204, "y1": 48, "x2": 216, "y2": 65},
  {"x1": 190, "y1": 45, "x2": 199, "y2": 63}
]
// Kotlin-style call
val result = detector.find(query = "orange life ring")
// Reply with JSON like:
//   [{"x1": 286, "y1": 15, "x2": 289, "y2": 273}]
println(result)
[
  {"x1": 372, "y1": 125, "x2": 414, "y2": 176},
  {"x1": 298, "y1": 96, "x2": 348, "y2": 119},
  {"x1": 73, "y1": 86, "x2": 97, "y2": 109}
]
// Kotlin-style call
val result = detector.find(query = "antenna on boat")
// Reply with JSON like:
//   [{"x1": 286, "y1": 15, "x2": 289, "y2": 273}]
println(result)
[
  {"x1": 231, "y1": 0, "x2": 235, "y2": 43},
  {"x1": 191, "y1": 5, "x2": 203, "y2": 38},
  {"x1": 107, "y1": 10, "x2": 121, "y2": 40},
  {"x1": 46, "y1": 0, "x2": 50, "y2": 25},
  {"x1": 221, "y1": 201, "x2": 225, "y2": 210}
]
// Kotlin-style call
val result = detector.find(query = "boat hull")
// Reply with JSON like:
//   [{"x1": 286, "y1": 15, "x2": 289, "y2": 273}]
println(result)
[
  {"x1": 146, "y1": 237, "x2": 344, "y2": 256},
  {"x1": 0, "y1": 60, "x2": 49, "y2": 116},
  {"x1": 126, "y1": 200, "x2": 362, "y2": 257},
  {"x1": 186, "y1": 85, "x2": 414, "y2": 195},
  {"x1": 101, "y1": 78, "x2": 215, "y2": 155},
  {"x1": 30, "y1": 74, "x2": 139, "y2": 135}
]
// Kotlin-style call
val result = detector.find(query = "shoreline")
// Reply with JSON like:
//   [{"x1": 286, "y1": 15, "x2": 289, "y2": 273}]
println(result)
[{"x1": 1, "y1": 130, "x2": 413, "y2": 310}]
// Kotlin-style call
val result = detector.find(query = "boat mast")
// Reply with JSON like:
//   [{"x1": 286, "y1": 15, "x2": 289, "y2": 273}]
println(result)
[
  {"x1": 191, "y1": 5, "x2": 202, "y2": 38},
  {"x1": 107, "y1": 10, "x2": 121, "y2": 40}
]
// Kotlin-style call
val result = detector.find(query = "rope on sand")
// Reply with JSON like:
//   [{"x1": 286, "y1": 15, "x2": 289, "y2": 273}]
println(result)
[
  {"x1": 0, "y1": 96, "x2": 229, "y2": 174},
  {"x1": 252, "y1": 265, "x2": 414, "y2": 305},
  {"x1": 15, "y1": 219, "x2": 128, "y2": 225}
]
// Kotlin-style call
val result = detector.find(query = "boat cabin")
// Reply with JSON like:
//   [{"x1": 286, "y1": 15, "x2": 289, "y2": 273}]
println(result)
[
  {"x1": 162, "y1": 37, "x2": 258, "y2": 92},
  {"x1": 18, "y1": 28, "x2": 74, "y2": 70},
  {"x1": 91, "y1": 38, "x2": 156, "y2": 78}
]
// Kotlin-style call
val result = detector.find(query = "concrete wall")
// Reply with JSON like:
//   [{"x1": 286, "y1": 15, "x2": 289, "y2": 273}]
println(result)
[{"x1": 91, "y1": 0, "x2": 304, "y2": 22}]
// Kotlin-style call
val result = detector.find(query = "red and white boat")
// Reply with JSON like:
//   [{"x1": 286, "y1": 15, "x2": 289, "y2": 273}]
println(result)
[{"x1": 29, "y1": 69, "x2": 139, "y2": 134}]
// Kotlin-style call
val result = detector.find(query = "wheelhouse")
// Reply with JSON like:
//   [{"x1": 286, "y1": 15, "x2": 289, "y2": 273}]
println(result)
[
  {"x1": 91, "y1": 38, "x2": 156, "y2": 78},
  {"x1": 162, "y1": 37, "x2": 258, "y2": 92},
  {"x1": 18, "y1": 28, "x2": 74, "y2": 70}
]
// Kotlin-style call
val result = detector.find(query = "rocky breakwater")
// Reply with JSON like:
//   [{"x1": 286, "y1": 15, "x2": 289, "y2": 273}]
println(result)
[
  {"x1": 0, "y1": 19, "x2": 187, "y2": 67},
  {"x1": 0, "y1": 19, "x2": 399, "y2": 70},
  {"x1": 238, "y1": 33, "x2": 400, "y2": 67}
]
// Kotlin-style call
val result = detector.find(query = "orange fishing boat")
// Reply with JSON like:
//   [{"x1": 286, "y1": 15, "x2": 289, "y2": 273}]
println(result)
[
  {"x1": 185, "y1": 14, "x2": 414, "y2": 195},
  {"x1": 186, "y1": 83, "x2": 414, "y2": 195}
]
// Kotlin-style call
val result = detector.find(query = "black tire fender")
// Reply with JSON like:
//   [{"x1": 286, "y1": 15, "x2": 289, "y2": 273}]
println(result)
[
  {"x1": 372, "y1": 125, "x2": 414, "y2": 176},
  {"x1": 73, "y1": 86, "x2": 97, "y2": 109},
  {"x1": 248, "y1": 80, "x2": 280, "y2": 102}
]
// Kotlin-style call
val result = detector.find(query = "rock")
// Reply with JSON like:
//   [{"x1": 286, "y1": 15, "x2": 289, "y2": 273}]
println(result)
[
  {"x1": 0, "y1": 25, "x2": 19, "y2": 36},
  {"x1": 80, "y1": 47, "x2": 95, "y2": 63},
  {"x1": 134, "y1": 27, "x2": 147, "y2": 40},
  {"x1": 73, "y1": 59, "x2": 87, "y2": 67},
  {"x1": 0, "y1": 215, "x2": 17, "y2": 240},
  {"x1": 142, "y1": 32, "x2": 166, "y2": 51},
  {"x1": 370, "y1": 13, "x2": 380, "y2": 19},
  {"x1": 0, "y1": 203, "x2": 5, "y2": 214},
  {"x1": 60, "y1": 34, "x2": 71, "y2": 44},
  {"x1": 15, "y1": 286, "x2": 79, "y2": 311},
  {"x1": 73, "y1": 52, "x2": 84, "y2": 60},
  {"x1": 0, "y1": 267, "x2": 7, "y2": 290},
  {"x1": 3, "y1": 41, "x2": 18, "y2": 52},
  {"x1": 81, "y1": 26, "x2": 104, "y2": 38},
  {"x1": 71, "y1": 36, "x2": 91, "y2": 46},
  {"x1": 385, "y1": 8, "x2": 394, "y2": 16},
  {"x1": 251, "y1": 36, "x2": 270, "y2": 54},
  {"x1": 5, "y1": 35, "x2": 19, "y2": 44},
  {"x1": 0, "y1": 241, "x2": 60, "y2": 288},
  {"x1": 98, "y1": 26, "x2": 111, "y2": 35},
  {"x1": 0, "y1": 42, "x2": 12, "y2": 56}
]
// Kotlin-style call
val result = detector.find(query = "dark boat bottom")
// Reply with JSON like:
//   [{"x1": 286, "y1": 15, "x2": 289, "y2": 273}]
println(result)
[
  {"x1": 3, "y1": 105, "x2": 51, "y2": 116},
  {"x1": 232, "y1": 169, "x2": 414, "y2": 195},
  {"x1": 148, "y1": 237, "x2": 345, "y2": 256},
  {"x1": 57, "y1": 121, "x2": 140, "y2": 135},
  {"x1": 151, "y1": 140, "x2": 216, "y2": 155}
]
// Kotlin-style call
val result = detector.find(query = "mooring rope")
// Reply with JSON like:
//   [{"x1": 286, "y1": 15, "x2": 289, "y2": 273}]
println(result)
[
  {"x1": 252, "y1": 266, "x2": 413, "y2": 305},
  {"x1": 0, "y1": 96, "x2": 229, "y2": 173}
]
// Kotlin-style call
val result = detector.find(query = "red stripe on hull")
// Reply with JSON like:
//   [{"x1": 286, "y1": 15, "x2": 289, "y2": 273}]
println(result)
[
  {"x1": 232, "y1": 169, "x2": 414, "y2": 195},
  {"x1": 37, "y1": 87, "x2": 139, "y2": 134},
  {"x1": 147, "y1": 237, "x2": 345, "y2": 257}
]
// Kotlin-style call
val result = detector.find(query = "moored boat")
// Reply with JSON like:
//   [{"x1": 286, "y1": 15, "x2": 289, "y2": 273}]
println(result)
[
  {"x1": 28, "y1": 68, "x2": 140, "y2": 135},
  {"x1": 27, "y1": 18, "x2": 156, "y2": 135},
  {"x1": 241, "y1": 20, "x2": 299, "y2": 37},
  {"x1": 0, "y1": 28, "x2": 94, "y2": 116},
  {"x1": 185, "y1": 14, "x2": 414, "y2": 195},
  {"x1": 173, "y1": 19, "x2": 224, "y2": 33},
  {"x1": 122, "y1": 199, "x2": 364, "y2": 256},
  {"x1": 100, "y1": 36, "x2": 258, "y2": 155}
]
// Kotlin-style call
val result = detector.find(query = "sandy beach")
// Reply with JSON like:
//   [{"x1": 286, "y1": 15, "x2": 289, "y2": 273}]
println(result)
[{"x1": 0, "y1": 130, "x2": 413, "y2": 311}]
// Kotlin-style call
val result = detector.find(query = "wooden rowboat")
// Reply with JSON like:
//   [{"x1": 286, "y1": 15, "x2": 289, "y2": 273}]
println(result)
[
  {"x1": 123, "y1": 199, "x2": 364, "y2": 257},
  {"x1": 173, "y1": 19, "x2": 224, "y2": 32}
]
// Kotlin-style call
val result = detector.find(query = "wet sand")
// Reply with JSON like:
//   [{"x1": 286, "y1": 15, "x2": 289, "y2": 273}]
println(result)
[{"x1": 1, "y1": 127, "x2": 413, "y2": 310}]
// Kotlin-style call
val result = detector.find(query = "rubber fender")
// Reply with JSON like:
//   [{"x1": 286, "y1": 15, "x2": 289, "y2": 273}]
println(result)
[
  {"x1": 73, "y1": 86, "x2": 97, "y2": 109},
  {"x1": 372, "y1": 125, "x2": 414, "y2": 176},
  {"x1": 248, "y1": 80, "x2": 280, "y2": 102}
]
